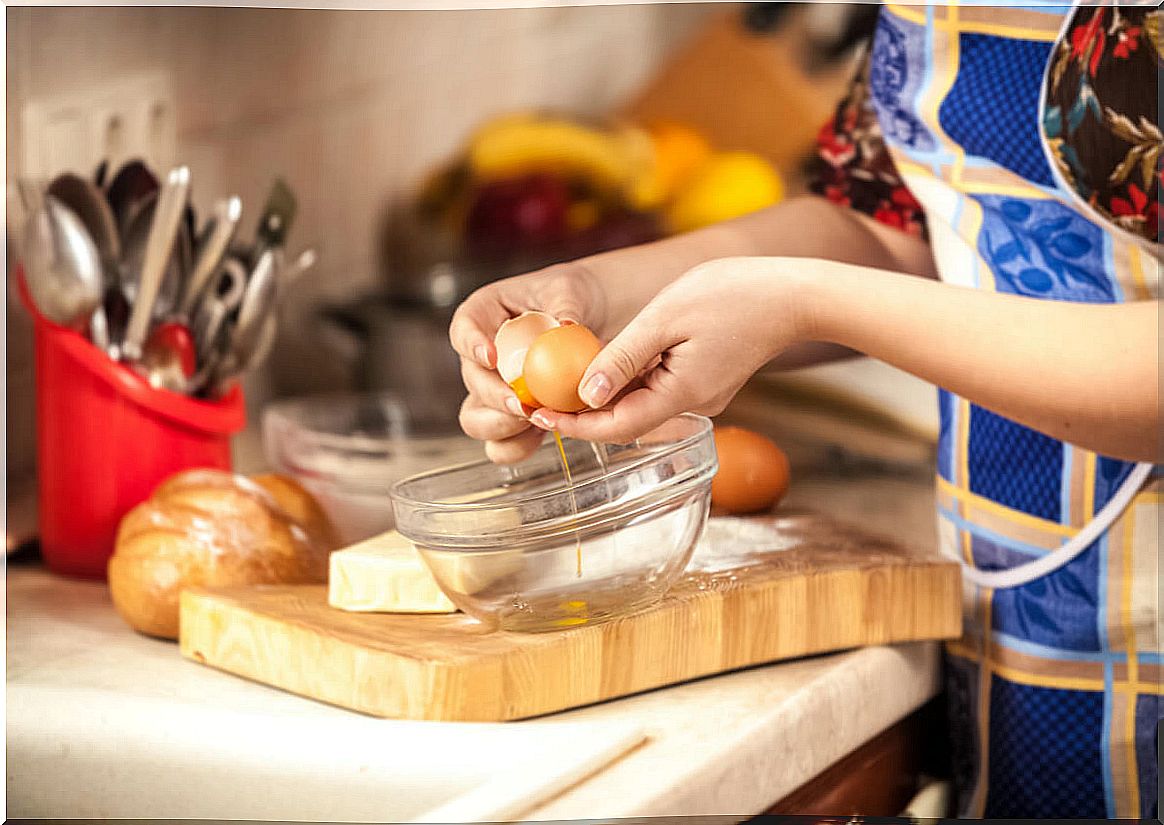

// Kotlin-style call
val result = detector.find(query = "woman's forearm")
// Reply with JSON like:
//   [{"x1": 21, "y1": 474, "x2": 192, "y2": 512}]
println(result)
[
  {"x1": 790, "y1": 259, "x2": 1160, "y2": 462},
  {"x1": 579, "y1": 195, "x2": 938, "y2": 336}
]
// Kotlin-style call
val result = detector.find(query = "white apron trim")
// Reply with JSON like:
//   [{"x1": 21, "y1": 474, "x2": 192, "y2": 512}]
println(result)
[
  {"x1": 958, "y1": 460, "x2": 1153, "y2": 589},
  {"x1": 953, "y1": 1, "x2": 1157, "y2": 589}
]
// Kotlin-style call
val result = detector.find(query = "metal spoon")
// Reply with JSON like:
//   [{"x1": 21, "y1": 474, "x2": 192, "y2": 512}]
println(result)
[
  {"x1": 235, "y1": 312, "x2": 277, "y2": 374},
  {"x1": 21, "y1": 194, "x2": 104, "y2": 332},
  {"x1": 120, "y1": 190, "x2": 188, "y2": 323},
  {"x1": 231, "y1": 246, "x2": 280, "y2": 359},
  {"x1": 180, "y1": 196, "x2": 242, "y2": 316},
  {"x1": 207, "y1": 313, "x2": 277, "y2": 396},
  {"x1": 103, "y1": 285, "x2": 131, "y2": 347},
  {"x1": 105, "y1": 159, "x2": 158, "y2": 238},
  {"x1": 47, "y1": 172, "x2": 122, "y2": 350},
  {"x1": 122, "y1": 166, "x2": 190, "y2": 362},
  {"x1": 48, "y1": 172, "x2": 121, "y2": 263},
  {"x1": 242, "y1": 311, "x2": 278, "y2": 372},
  {"x1": 198, "y1": 242, "x2": 307, "y2": 396}
]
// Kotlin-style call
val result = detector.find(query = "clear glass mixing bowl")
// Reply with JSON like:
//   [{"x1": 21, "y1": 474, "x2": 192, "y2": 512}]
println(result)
[
  {"x1": 389, "y1": 414, "x2": 717, "y2": 632},
  {"x1": 262, "y1": 393, "x2": 484, "y2": 544}
]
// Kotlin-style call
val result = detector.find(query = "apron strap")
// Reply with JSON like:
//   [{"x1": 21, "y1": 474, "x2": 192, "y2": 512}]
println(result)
[{"x1": 958, "y1": 461, "x2": 1154, "y2": 590}]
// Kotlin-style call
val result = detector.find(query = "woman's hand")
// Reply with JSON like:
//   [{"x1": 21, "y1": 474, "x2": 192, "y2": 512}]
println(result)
[
  {"x1": 529, "y1": 257, "x2": 809, "y2": 443},
  {"x1": 448, "y1": 262, "x2": 607, "y2": 463},
  {"x1": 447, "y1": 195, "x2": 939, "y2": 463}
]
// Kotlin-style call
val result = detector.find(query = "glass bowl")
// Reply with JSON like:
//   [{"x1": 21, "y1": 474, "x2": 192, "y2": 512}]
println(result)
[
  {"x1": 262, "y1": 393, "x2": 485, "y2": 545},
  {"x1": 389, "y1": 414, "x2": 717, "y2": 632}
]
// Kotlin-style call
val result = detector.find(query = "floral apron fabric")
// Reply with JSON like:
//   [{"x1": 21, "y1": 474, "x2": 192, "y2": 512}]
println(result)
[{"x1": 811, "y1": 1, "x2": 1161, "y2": 817}]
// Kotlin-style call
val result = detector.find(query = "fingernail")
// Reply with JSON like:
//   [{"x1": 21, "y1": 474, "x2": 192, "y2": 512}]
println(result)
[
  {"x1": 474, "y1": 345, "x2": 491, "y2": 367},
  {"x1": 505, "y1": 396, "x2": 524, "y2": 417},
  {"x1": 530, "y1": 410, "x2": 553, "y2": 430},
  {"x1": 580, "y1": 373, "x2": 612, "y2": 408}
]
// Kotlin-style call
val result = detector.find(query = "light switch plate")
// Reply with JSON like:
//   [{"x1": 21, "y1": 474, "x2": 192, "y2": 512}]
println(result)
[{"x1": 20, "y1": 72, "x2": 176, "y2": 182}]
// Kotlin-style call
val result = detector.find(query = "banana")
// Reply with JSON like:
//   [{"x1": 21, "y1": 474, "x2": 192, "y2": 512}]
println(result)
[{"x1": 467, "y1": 114, "x2": 654, "y2": 195}]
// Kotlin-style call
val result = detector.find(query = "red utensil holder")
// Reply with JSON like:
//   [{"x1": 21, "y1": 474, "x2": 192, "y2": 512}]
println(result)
[{"x1": 19, "y1": 267, "x2": 246, "y2": 579}]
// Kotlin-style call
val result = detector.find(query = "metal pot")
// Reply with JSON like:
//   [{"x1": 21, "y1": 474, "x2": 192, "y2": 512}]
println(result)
[
  {"x1": 316, "y1": 210, "x2": 553, "y2": 426},
  {"x1": 315, "y1": 292, "x2": 466, "y2": 430}
]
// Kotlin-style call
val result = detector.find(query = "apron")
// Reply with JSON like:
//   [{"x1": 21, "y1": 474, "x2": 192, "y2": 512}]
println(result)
[{"x1": 816, "y1": 1, "x2": 1161, "y2": 816}]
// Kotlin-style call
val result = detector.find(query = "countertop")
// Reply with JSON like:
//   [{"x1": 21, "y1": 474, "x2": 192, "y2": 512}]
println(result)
[
  {"x1": 6, "y1": 457, "x2": 943, "y2": 821},
  {"x1": 6, "y1": 566, "x2": 940, "y2": 821}
]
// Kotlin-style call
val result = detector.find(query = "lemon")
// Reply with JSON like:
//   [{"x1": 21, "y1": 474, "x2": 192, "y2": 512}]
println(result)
[{"x1": 666, "y1": 151, "x2": 784, "y2": 233}]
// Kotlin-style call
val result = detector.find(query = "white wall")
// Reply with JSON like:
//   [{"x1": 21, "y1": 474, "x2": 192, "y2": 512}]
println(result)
[{"x1": 6, "y1": 4, "x2": 713, "y2": 483}]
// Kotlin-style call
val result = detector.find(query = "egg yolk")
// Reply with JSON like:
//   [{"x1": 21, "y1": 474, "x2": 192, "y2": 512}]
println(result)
[{"x1": 508, "y1": 375, "x2": 540, "y2": 408}]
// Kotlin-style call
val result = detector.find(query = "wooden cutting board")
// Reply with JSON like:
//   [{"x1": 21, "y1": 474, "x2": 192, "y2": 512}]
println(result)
[{"x1": 180, "y1": 514, "x2": 961, "y2": 722}]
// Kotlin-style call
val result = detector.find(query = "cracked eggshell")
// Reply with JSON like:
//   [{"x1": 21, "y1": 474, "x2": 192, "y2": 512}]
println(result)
[{"x1": 493, "y1": 311, "x2": 559, "y2": 384}]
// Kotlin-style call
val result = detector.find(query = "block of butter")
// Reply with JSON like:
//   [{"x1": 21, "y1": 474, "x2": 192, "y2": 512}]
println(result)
[{"x1": 328, "y1": 531, "x2": 457, "y2": 613}]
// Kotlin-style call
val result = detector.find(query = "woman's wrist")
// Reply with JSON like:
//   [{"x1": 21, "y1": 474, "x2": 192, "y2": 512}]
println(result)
[
  {"x1": 782, "y1": 258, "x2": 890, "y2": 351},
  {"x1": 692, "y1": 256, "x2": 828, "y2": 360},
  {"x1": 787, "y1": 258, "x2": 845, "y2": 345}
]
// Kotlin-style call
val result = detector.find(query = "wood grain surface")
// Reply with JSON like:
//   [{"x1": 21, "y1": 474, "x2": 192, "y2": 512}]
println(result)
[{"x1": 180, "y1": 514, "x2": 961, "y2": 722}]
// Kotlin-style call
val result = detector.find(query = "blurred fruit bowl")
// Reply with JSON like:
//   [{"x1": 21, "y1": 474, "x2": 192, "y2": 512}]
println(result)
[{"x1": 416, "y1": 111, "x2": 785, "y2": 266}]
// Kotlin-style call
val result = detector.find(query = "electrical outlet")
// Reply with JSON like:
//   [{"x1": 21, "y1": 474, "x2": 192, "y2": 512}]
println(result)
[{"x1": 20, "y1": 72, "x2": 176, "y2": 182}]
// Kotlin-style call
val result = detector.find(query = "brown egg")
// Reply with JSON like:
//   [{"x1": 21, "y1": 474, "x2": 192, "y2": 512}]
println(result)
[
  {"x1": 522, "y1": 324, "x2": 604, "y2": 413},
  {"x1": 710, "y1": 426, "x2": 791, "y2": 514}
]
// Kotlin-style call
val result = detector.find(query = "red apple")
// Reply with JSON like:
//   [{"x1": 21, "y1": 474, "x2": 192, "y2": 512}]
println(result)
[
  {"x1": 465, "y1": 173, "x2": 570, "y2": 256},
  {"x1": 559, "y1": 209, "x2": 662, "y2": 258}
]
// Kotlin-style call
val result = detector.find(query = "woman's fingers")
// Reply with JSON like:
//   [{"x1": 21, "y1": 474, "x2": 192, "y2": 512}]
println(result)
[
  {"x1": 577, "y1": 309, "x2": 670, "y2": 409},
  {"x1": 448, "y1": 264, "x2": 608, "y2": 464},
  {"x1": 448, "y1": 266, "x2": 594, "y2": 370},
  {"x1": 531, "y1": 369, "x2": 682, "y2": 444},
  {"x1": 461, "y1": 358, "x2": 524, "y2": 416},
  {"x1": 484, "y1": 427, "x2": 545, "y2": 464},
  {"x1": 459, "y1": 394, "x2": 531, "y2": 442},
  {"x1": 498, "y1": 262, "x2": 594, "y2": 327},
  {"x1": 538, "y1": 286, "x2": 589, "y2": 328},
  {"x1": 449, "y1": 288, "x2": 511, "y2": 368}
]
